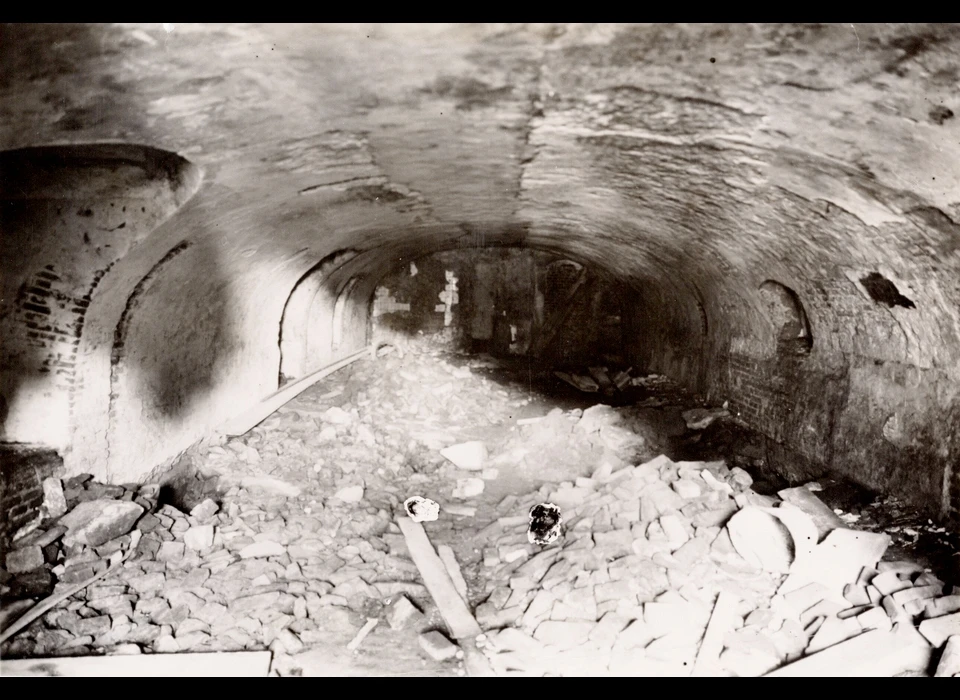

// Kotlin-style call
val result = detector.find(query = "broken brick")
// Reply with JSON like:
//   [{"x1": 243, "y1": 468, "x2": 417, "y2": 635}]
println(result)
[
  {"x1": 418, "y1": 630, "x2": 459, "y2": 661},
  {"x1": 871, "y1": 570, "x2": 913, "y2": 596},
  {"x1": 918, "y1": 612, "x2": 960, "y2": 647},
  {"x1": 5, "y1": 545, "x2": 45, "y2": 574},
  {"x1": 385, "y1": 595, "x2": 425, "y2": 630},
  {"x1": 533, "y1": 620, "x2": 594, "y2": 650}
]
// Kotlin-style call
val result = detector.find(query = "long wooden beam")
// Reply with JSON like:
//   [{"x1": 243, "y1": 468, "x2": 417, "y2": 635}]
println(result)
[
  {"x1": 396, "y1": 517, "x2": 495, "y2": 677},
  {"x1": 219, "y1": 346, "x2": 371, "y2": 437}
]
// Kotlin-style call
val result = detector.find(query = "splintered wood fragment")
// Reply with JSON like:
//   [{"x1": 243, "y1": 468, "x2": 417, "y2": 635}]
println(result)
[
  {"x1": 396, "y1": 517, "x2": 482, "y2": 639},
  {"x1": 1, "y1": 651, "x2": 273, "y2": 677},
  {"x1": 347, "y1": 618, "x2": 379, "y2": 651},
  {"x1": 588, "y1": 367, "x2": 614, "y2": 393},
  {"x1": 437, "y1": 544, "x2": 469, "y2": 603},
  {"x1": 461, "y1": 639, "x2": 497, "y2": 678},
  {"x1": 612, "y1": 368, "x2": 633, "y2": 391},
  {"x1": 693, "y1": 591, "x2": 737, "y2": 677}
]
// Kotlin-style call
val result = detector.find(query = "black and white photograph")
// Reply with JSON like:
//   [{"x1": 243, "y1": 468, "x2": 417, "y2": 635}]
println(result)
[{"x1": 0, "y1": 22, "x2": 959, "y2": 678}]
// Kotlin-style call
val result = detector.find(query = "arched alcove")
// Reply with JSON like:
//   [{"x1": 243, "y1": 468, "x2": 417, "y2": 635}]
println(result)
[
  {"x1": 0, "y1": 144, "x2": 202, "y2": 453},
  {"x1": 758, "y1": 280, "x2": 813, "y2": 356}
]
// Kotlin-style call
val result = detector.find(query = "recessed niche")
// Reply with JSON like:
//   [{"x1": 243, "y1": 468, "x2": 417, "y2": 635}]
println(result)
[{"x1": 758, "y1": 280, "x2": 813, "y2": 355}]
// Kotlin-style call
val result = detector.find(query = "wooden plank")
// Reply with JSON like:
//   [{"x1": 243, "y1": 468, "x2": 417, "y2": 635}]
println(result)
[
  {"x1": 553, "y1": 371, "x2": 599, "y2": 393},
  {"x1": 0, "y1": 651, "x2": 273, "y2": 677},
  {"x1": 461, "y1": 640, "x2": 497, "y2": 678},
  {"x1": 612, "y1": 369, "x2": 633, "y2": 391},
  {"x1": 437, "y1": 545, "x2": 469, "y2": 603},
  {"x1": 396, "y1": 517, "x2": 481, "y2": 639},
  {"x1": 587, "y1": 367, "x2": 615, "y2": 394},
  {"x1": 396, "y1": 517, "x2": 495, "y2": 677},
  {"x1": 0, "y1": 600, "x2": 34, "y2": 634},
  {"x1": 692, "y1": 591, "x2": 737, "y2": 677},
  {"x1": 763, "y1": 629, "x2": 930, "y2": 677},
  {"x1": 219, "y1": 346, "x2": 370, "y2": 436}
]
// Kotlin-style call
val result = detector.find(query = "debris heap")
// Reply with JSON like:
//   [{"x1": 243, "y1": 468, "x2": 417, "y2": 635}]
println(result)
[
  {"x1": 3, "y1": 343, "x2": 957, "y2": 677},
  {"x1": 471, "y1": 454, "x2": 960, "y2": 677}
]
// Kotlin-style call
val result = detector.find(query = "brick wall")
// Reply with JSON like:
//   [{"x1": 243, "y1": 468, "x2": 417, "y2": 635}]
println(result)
[
  {"x1": 718, "y1": 351, "x2": 849, "y2": 474},
  {"x1": 0, "y1": 446, "x2": 62, "y2": 560},
  {"x1": 629, "y1": 267, "x2": 960, "y2": 520},
  {"x1": 9, "y1": 262, "x2": 113, "y2": 429},
  {"x1": 726, "y1": 356, "x2": 957, "y2": 518}
]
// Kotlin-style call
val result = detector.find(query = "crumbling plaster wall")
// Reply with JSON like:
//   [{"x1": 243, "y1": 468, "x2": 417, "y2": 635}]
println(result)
[{"x1": 1, "y1": 23, "x2": 958, "y2": 518}]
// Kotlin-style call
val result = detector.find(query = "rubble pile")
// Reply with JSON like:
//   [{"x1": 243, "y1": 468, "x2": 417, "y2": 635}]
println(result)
[
  {"x1": 835, "y1": 494, "x2": 957, "y2": 548},
  {"x1": 1, "y1": 466, "x2": 432, "y2": 661},
  {"x1": 491, "y1": 405, "x2": 650, "y2": 484},
  {"x1": 2, "y1": 341, "x2": 957, "y2": 677},
  {"x1": 0, "y1": 346, "x2": 531, "y2": 668},
  {"x1": 471, "y1": 454, "x2": 960, "y2": 677},
  {"x1": 1, "y1": 474, "x2": 158, "y2": 603},
  {"x1": 349, "y1": 345, "x2": 522, "y2": 440}
]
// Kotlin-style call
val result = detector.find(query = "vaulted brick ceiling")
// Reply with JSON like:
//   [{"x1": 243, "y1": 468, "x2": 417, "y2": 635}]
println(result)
[{"x1": 1, "y1": 24, "x2": 958, "y2": 515}]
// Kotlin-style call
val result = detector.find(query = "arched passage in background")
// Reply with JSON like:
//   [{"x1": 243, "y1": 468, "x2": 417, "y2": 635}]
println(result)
[
  {"x1": 278, "y1": 249, "x2": 357, "y2": 385},
  {"x1": 368, "y1": 246, "x2": 639, "y2": 368},
  {"x1": 543, "y1": 259, "x2": 585, "y2": 293}
]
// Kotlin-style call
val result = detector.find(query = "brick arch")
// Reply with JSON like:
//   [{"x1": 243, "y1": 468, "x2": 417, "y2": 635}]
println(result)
[
  {"x1": 278, "y1": 249, "x2": 358, "y2": 384},
  {"x1": 0, "y1": 144, "x2": 202, "y2": 456}
]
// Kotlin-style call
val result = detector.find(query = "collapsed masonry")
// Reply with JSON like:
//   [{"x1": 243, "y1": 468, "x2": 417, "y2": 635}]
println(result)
[{"x1": 1, "y1": 343, "x2": 958, "y2": 677}]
